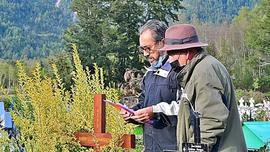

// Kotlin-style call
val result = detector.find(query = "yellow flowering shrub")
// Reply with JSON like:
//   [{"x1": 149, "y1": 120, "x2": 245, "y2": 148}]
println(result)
[{"x1": 0, "y1": 44, "x2": 134, "y2": 151}]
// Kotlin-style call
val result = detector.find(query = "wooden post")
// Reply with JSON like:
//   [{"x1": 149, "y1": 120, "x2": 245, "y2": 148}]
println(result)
[
  {"x1": 75, "y1": 93, "x2": 135, "y2": 149},
  {"x1": 94, "y1": 94, "x2": 106, "y2": 133}
]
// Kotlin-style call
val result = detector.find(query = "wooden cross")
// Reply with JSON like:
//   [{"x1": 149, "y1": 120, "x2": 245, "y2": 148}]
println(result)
[{"x1": 74, "y1": 94, "x2": 135, "y2": 151}]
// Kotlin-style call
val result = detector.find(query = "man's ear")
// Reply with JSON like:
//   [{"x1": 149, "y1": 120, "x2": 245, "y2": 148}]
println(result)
[{"x1": 158, "y1": 39, "x2": 165, "y2": 48}]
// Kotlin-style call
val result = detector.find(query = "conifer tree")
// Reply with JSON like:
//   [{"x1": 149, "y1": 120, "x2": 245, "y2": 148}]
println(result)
[{"x1": 65, "y1": 0, "x2": 184, "y2": 83}]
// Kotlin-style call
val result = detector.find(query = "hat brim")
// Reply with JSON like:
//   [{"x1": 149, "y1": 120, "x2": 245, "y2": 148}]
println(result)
[{"x1": 160, "y1": 42, "x2": 208, "y2": 51}]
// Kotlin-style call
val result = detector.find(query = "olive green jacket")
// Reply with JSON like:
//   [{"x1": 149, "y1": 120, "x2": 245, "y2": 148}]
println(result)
[{"x1": 177, "y1": 51, "x2": 247, "y2": 152}]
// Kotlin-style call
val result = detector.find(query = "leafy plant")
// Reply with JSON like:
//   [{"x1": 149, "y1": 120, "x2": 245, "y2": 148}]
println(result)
[
  {"x1": 0, "y1": 44, "x2": 134, "y2": 151},
  {"x1": 66, "y1": 0, "x2": 184, "y2": 84}
]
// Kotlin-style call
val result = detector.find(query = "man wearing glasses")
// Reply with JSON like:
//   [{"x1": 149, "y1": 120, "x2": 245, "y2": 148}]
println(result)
[
  {"x1": 131, "y1": 24, "x2": 247, "y2": 152},
  {"x1": 120, "y1": 19, "x2": 181, "y2": 152}
]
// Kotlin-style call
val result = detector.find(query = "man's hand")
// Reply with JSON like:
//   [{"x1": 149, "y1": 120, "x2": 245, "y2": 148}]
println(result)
[
  {"x1": 131, "y1": 106, "x2": 153, "y2": 123},
  {"x1": 120, "y1": 109, "x2": 133, "y2": 122}
]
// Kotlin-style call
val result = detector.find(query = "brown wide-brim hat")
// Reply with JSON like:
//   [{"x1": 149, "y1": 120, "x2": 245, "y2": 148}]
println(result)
[{"x1": 160, "y1": 24, "x2": 208, "y2": 51}]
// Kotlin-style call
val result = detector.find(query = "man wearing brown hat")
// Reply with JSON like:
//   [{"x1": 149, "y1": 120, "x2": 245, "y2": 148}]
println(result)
[{"x1": 131, "y1": 24, "x2": 247, "y2": 152}]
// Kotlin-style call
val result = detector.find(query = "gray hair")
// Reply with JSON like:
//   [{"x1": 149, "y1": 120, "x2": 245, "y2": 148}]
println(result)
[{"x1": 139, "y1": 19, "x2": 168, "y2": 42}]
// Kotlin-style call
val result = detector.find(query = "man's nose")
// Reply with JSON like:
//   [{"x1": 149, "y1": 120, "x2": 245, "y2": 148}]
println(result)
[{"x1": 143, "y1": 50, "x2": 150, "y2": 57}]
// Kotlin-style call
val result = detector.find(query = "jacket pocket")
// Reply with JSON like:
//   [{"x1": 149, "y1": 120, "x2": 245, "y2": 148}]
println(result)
[{"x1": 154, "y1": 83, "x2": 178, "y2": 104}]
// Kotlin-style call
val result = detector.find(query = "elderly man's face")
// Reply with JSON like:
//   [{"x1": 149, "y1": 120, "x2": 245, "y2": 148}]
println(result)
[
  {"x1": 139, "y1": 29, "x2": 161, "y2": 65},
  {"x1": 167, "y1": 50, "x2": 189, "y2": 67}
]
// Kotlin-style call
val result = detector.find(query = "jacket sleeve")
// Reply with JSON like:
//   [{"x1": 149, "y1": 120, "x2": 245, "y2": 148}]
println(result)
[
  {"x1": 152, "y1": 100, "x2": 180, "y2": 115},
  {"x1": 190, "y1": 68, "x2": 229, "y2": 150}
]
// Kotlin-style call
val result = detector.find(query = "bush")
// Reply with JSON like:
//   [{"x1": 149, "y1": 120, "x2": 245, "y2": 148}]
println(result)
[
  {"x1": 0, "y1": 44, "x2": 134, "y2": 151},
  {"x1": 235, "y1": 89, "x2": 267, "y2": 104}
]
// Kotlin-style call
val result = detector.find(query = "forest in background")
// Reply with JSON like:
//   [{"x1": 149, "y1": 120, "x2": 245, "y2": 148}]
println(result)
[
  {"x1": 0, "y1": 0, "x2": 269, "y2": 100},
  {"x1": 180, "y1": 0, "x2": 258, "y2": 23},
  {"x1": 0, "y1": 1, "x2": 269, "y2": 151},
  {"x1": 0, "y1": 0, "x2": 72, "y2": 59}
]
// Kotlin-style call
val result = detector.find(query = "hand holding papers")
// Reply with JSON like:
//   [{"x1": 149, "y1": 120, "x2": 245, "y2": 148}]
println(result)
[
  {"x1": 130, "y1": 107, "x2": 154, "y2": 124},
  {"x1": 104, "y1": 100, "x2": 134, "y2": 115},
  {"x1": 105, "y1": 100, "x2": 153, "y2": 125}
]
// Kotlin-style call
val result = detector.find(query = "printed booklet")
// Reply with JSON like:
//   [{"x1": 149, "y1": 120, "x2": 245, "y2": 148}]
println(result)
[{"x1": 104, "y1": 100, "x2": 135, "y2": 115}]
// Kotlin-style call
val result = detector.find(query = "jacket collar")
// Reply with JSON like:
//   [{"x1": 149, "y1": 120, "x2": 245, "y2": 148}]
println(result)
[
  {"x1": 145, "y1": 55, "x2": 172, "y2": 78},
  {"x1": 146, "y1": 55, "x2": 171, "y2": 72}
]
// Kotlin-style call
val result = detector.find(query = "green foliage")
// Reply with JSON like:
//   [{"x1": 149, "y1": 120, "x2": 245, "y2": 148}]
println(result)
[
  {"x1": 0, "y1": 60, "x2": 17, "y2": 90},
  {"x1": 253, "y1": 78, "x2": 260, "y2": 91},
  {"x1": 254, "y1": 108, "x2": 268, "y2": 121},
  {"x1": 65, "y1": 0, "x2": 184, "y2": 83},
  {"x1": 258, "y1": 75, "x2": 270, "y2": 93},
  {"x1": 0, "y1": 45, "x2": 134, "y2": 151},
  {"x1": 47, "y1": 52, "x2": 74, "y2": 90},
  {"x1": 180, "y1": 0, "x2": 258, "y2": 24},
  {"x1": 193, "y1": 0, "x2": 269, "y2": 92},
  {"x1": 0, "y1": 0, "x2": 73, "y2": 59},
  {"x1": 0, "y1": 53, "x2": 75, "y2": 95},
  {"x1": 244, "y1": 0, "x2": 270, "y2": 92},
  {"x1": 233, "y1": 60, "x2": 254, "y2": 90},
  {"x1": 13, "y1": 61, "x2": 75, "y2": 151},
  {"x1": 235, "y1": 89, "x2": 267, "y2": 104},
  {"x1": 246, "y1": 0, "x2": 270, "y2": 54},
  {"x1": 0, "y1": 130, "x2": 18, "y2": 151},
  {"x1": 235, "y1": 89, "x2": 246, "y2": 101}
]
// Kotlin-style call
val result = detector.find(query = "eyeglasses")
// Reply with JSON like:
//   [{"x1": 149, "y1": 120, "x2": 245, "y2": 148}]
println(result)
[{"x1": 138, "y1": 44, "x2": 156, "y2": 54}]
